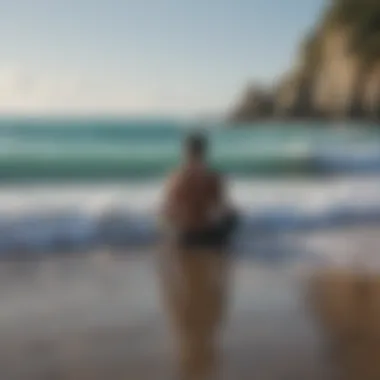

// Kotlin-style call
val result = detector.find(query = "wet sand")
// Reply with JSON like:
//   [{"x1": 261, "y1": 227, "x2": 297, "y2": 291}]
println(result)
[{"x1": 0, "y1": 250, "x2": 332, "y2": 380}]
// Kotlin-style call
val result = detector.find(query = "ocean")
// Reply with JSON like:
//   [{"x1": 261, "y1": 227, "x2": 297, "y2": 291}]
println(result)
[
  {"x1": 1, "y1": 117, "x2": 380, "y2": 263},
  {"x1": 2, "y1": 117, "x2": 380, "y2": 180}
]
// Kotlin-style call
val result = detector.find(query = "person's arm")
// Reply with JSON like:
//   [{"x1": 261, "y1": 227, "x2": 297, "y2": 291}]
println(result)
[
  {"x1": 213, "y1": 173, "x2": 228, "y2": 212},
  {"x1": 161, "y1": 172, "x2": 184, "y2": 226}
]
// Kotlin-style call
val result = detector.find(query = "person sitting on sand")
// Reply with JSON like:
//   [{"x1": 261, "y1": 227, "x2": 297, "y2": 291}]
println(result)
[{"x1": 160, "y1": 132, "x2": 237, "y2": 380}]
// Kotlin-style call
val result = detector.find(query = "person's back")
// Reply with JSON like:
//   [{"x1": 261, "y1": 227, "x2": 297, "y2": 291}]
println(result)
[
  {"x1": 159, "y1": 133, "x2": 234, "y2": 380},
  {"x1": 166, "y1": 164, "x2": 221, "y2": 231}
]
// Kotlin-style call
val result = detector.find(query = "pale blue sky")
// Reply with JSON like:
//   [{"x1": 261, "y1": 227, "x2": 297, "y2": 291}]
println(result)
[{"x1": 0, "y1": 0, "x2": 325, "y2": 115}]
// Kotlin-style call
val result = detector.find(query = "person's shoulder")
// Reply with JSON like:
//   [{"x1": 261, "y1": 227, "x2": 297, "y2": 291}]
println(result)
[
  {"x1": 165, "y1": 169, "x2": 180, "y2": 187},
  {"x1": 166, "y1": 168, "x2": 187, "y2": 188}
]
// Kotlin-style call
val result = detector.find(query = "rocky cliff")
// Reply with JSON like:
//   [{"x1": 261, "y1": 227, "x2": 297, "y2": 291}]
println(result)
[{"x1": 231, "y1": 0, "x2": 380, "y2": 122}]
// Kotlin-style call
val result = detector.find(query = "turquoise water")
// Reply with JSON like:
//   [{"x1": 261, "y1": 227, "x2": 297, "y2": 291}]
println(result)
[
  {"x1": 0, "y1": 118, "x2": 380, "y2": 254},
  {"x1": 1, "y1": 118, "x2": 380, "y2": 181}
]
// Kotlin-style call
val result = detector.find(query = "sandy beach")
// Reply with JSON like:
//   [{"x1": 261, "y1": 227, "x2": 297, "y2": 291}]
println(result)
[
  {"x1": 1, "y1": 228, "x2": 380, "y2": 379},
  {"x1": 0, "y1": 249, "x2": 331, "y2": 380}
]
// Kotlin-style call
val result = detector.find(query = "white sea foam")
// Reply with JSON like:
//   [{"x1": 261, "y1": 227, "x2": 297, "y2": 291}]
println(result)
[{"x1": 0, "y1": 177, "x2": 379, "y2": 258}]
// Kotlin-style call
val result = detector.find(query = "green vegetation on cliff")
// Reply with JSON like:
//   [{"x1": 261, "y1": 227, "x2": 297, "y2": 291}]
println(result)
[
  {"x1": 306, "y1": 0, "x2": 380, "y2": 68},
  {"x1": 231, "y1": 0, "x2": 380, "y2": 122}
]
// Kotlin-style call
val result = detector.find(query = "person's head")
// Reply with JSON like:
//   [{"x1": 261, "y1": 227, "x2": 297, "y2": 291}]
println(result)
[{"x1": 184, "y1": 132, "x2": 208, "y2": 163}]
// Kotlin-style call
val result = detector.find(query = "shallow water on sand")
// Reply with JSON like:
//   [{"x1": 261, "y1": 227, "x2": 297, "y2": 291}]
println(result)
[
  {"x1": 0, "y1": 251, "x2": 329, "y2": 380},
  {"x1": 1, "y1": 229, "x2": 380, "y2": 379}
]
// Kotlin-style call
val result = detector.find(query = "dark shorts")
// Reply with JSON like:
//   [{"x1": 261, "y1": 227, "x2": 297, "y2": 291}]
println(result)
[
  {"x1": 177, "y1": 229, "x2": 229, "y2": 249},
  {"x1": 176, "y1": 211, "x2": 239, "y2": 250}
]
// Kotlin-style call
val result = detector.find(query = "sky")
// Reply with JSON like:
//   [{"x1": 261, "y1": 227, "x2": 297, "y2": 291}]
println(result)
[{"x1": 0, "y1": 0, "x2": 325, "y2": 116}]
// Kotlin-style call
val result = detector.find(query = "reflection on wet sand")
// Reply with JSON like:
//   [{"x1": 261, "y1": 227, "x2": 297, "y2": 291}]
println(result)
[
  {"x1": 309, "y1": 270, "x2": 380, "y2": 380},
  {"x1": 0, "y1": 246, "x2": 380, "y2": 379},
  {"x1": 0, "y1": 252, "x2": 326, "y2": 380}
]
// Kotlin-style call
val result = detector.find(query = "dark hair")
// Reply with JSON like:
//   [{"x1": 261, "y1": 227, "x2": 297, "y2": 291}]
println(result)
[{"x1": 184, "y1": 132, "x2": 208, "y2": 157}]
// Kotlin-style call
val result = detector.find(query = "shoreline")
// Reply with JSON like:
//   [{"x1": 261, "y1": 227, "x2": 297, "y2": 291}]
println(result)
[
  {"x1": 2, "y1": 232, "x2": 380, "y2": 379},
  {"x1": 0, "y1": 251, "x2": 329, "y2": 379}
]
